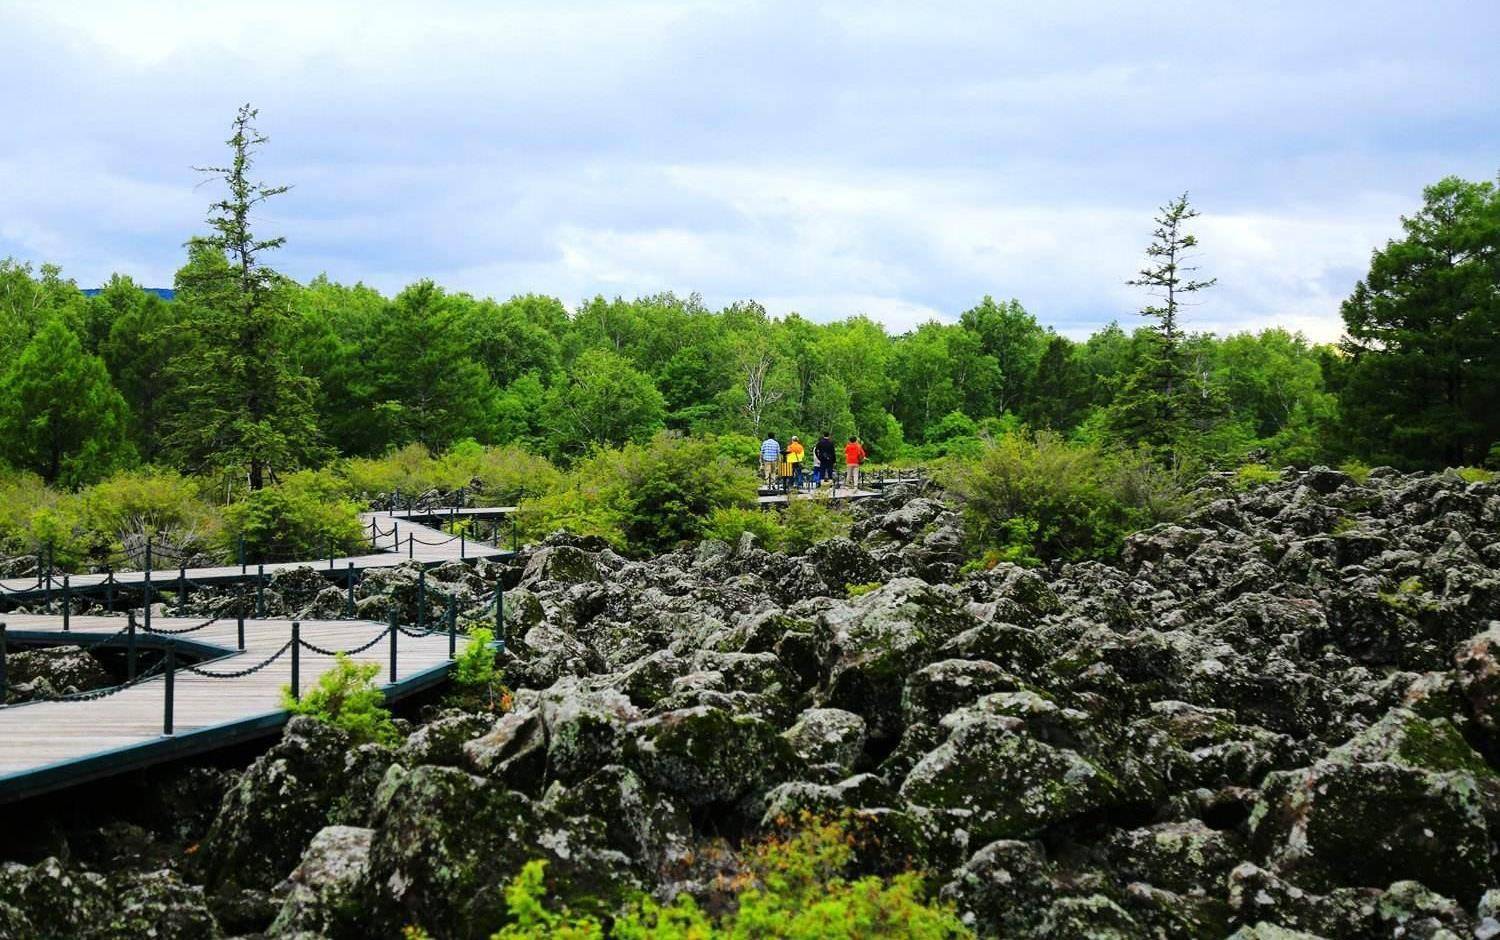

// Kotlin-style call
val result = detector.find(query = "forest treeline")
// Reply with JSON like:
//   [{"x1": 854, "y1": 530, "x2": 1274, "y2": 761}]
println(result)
[{"x1": 0, "y1": 107, "x2": 1496, "y2": 565}]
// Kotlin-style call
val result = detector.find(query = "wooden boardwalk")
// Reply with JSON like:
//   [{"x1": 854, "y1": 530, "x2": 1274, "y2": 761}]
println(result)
[
  {"x1": 756, "y1": 487, "x2": 882, "y2": 505},
  {"x1": 0, "y1": 515, "x2": 508, "y2": 600},
  {"x1": 0, "y1": 612, "x2": 462, "y2": 802}
]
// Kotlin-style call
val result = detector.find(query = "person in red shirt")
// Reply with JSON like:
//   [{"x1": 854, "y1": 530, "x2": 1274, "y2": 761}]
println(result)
[{"x1": 843, "y1": 436, "x2": 867, "y2": 489}]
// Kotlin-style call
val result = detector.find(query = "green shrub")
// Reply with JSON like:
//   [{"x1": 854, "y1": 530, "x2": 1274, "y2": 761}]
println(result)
[
  {"x1": 224, "y1": 469, "x2": 364, "y2": 561},
  {"x1": 1232, "y1": 463, "x2": 1281, "y2": 490},
  {"x1": 845, "y1": 581, "x2": 882, "y2": 597},
  {"x1": 0, "y1": 468, "x2": 222, "y2": 570},
  {"x1": 449, "y1": 626, "x2": 512, "y2": 712},
  {"x1": 778, "y1": 495, "x2": 853, "y2": 555},
  {"x1": 1455, "y1": 466, "x2": 1495, "y2": 484},
  {"x1": 940, "y1": 431, "x2": 1188, "y2": 563},
  {"x1": 281, "y1": 653, "x2": 400, "y2": 746},
  {"x1": 340, "y1": 441, "x2": 562, "y2": 505},
  {"x1": 1339, "y1": 459, "x2": 1373, "y2": 484},
  {"x1": 489, "y1": 814, "x2": 972, "y2": 939},
  {"x1": 519, "y1": 433, "x2": 758, "y2": 555},
  {"x1": 705, "y1": 506, "x2": 781, "y2": 549}
]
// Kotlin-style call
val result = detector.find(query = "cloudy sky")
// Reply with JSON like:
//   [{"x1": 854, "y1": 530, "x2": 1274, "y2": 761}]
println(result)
[{"x1": 2, "y1": 1, "x2": 1496, "y2": 339}]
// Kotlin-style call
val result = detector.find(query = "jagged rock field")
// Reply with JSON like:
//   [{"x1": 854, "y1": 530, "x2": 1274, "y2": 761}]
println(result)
[{"x1": 5, "y1": 466, "x2": 1500, "y2": 938}]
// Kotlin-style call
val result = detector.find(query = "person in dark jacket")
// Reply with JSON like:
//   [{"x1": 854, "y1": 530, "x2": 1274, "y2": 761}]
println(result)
[{"x1": 814, "y1": 432, "x2": 835, "y2": 485}]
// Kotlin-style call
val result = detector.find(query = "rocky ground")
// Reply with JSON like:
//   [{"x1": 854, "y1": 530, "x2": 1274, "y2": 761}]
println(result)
[{"x1": 4, "y1": 467, "x2": 1500, "y2": 938}]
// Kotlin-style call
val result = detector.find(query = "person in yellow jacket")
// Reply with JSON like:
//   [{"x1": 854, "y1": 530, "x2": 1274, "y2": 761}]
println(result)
[{"x1": 786, "y1": 435, "x2": 806, "y2": 488}]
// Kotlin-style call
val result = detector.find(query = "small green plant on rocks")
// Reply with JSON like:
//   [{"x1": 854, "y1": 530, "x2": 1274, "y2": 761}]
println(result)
[
  {"x1": 845, "y1": 581, "x2": 883, "y2": 598},
  {"x1": 281, "y1": 653, "x2": 400, "y2": 746},
  {"x1": 1233, "y1": 462, "x2": 1281, "y2": 490},
  {"x1": 486, "y1": 814, "x2": 972, "y2": 939},
  {"x1": 450, "y1": 627, "x2": 511, "y2": 712}
]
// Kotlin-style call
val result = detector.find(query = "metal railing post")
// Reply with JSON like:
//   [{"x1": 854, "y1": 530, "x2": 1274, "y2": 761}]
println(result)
[
  {"x1": 460, "y1": 532, "x2": 466, "y2": 560},
  {"x1": 0, "y1": 621, "x2": 7, "y2": 703},
  {"x1": 393, "y1": 522, "x2": 399, "y2": 554},
  {"x1": 328, "y1": 541, "x2": 334, "y2": 571},
  {"x1": 143, "y1": 541, "x2": 153, "y2": 635},
  {"x1": 177, "y1": 564, "x2": 188, "y2": 615},
  {"x1": 127, "y1": 610, "x2": 138, "y2": 680},
  {"x1": 237, "y1": 601, "x2": 245, "y2": 651},
  {"x1": 163, "y1": 641, "x2": 176, "y2": 735},
  {"x1": 389, "y1": 609, "x2": 398, "y2": 683},
  {"x1": 417, "y1": 569, "x2": 426, "y2": 629},
  {"x1": 392, "y1": 488, "x2": 399, "y2": 517},
  {"x1": 407, "y1": 533, "x2": 414, "y2": 559},
  {"x1": 290, "y1": 622, "x2": 301, "y2": 700},
  {"x1": 43, "y1": 542, "x2": 52, "y2": 608},
  {"x1": 346, "y1": 562, "x2": 356, "y2": 617},
  {"x1": 510, "y1": 515, "x2": 518, "y2": 552},
  {"x1": 105, "y1": 567, "x2": 114, "y2": 613},
  {"x1": 62, "y1": 575, "x2": 70, "y2": 632},
  {"x1": 238, "y1": 535, "x2": 246, "y2": 575},
  {"x1": 256, "y1": 565, "x2": 265, "y2": 618},
  {"x1": 448, "y1": 597, "x2": 457, "y2": 659}
]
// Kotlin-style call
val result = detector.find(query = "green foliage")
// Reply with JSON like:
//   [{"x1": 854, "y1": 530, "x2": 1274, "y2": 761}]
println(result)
[
  {"x1": 166, "y1": 107, "x2": 326, "y2": 489},
  {"x1": 1339, "y1": 175, "x2": 1500, "y2": 469},
  {"x1": 942, "y1": 431, "x2": 1190, "y2": 563},
  {"x1": 223, "y1": 469, "x2": 364, "y2": 561},
  {"x1": 520, "y1": 434, "x2": 757, "y2": 554},
  {"x1": 777, "y1": 495, "x2": 854, "y2": 555},
  {"x1": 1339, "y1": 460, "x2": 1373, "y2": 484},
  {"x1": 340, "y1": 441, "x2": 561, "y2": 505},
  {"x1": 1232, "y1": 463, "x2": 1282, "y2": 490},
  {"x1": 0, "y1": 317, "x2": 134, "y2": 486},
  {"x1": 489, "y1": 815, "x2": 972, "y2": 939},
  {"x1": 705, "y1": 506, "x2": 781, "y2": 548},
  {"x1": 449, "y1": 626, "x2": 512, "y2": 713},
  {"x1": 281, "y1": 653, "x2": 400, "y2": 746},
  {"x1": 845, "y1": 581, "x2": 882, "y2": 597},
  {"x1": 1455, "y1": 466, "x2": 1495, "y2": 484}
]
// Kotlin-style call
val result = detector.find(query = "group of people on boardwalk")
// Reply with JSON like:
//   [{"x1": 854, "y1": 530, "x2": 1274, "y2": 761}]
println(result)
[{"x1": 759, "y1": 431, "x2": 867, "y2": 490}]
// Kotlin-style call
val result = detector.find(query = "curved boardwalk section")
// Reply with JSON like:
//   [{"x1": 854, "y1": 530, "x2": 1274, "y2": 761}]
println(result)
[{"x1": 0, "y1": 611, "x2": 458, "y2": 804}]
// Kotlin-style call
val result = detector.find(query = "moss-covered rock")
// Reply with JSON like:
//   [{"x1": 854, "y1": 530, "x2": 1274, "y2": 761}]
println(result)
[
  {"x1": 780, "y1": 707, "x2": 866, "y2": 770},
  {"x1": 624, "y1": 705, "x2": 794, "y2": 806},
  {"x1": 816, "y1": 578, "x2": 978, "y2": 742},
  {"x1": 266, "y1": 825, "x2": 372, "y2": 939},
  {"x1": 197, "y1": 716, "x2": 356, "y2": 895},
  {"x1": 900, "y1": 709, "x2": 1119, "y2": 846},
  {"x1": 1249, "y1": 755, "x2": 1492, "y2": 903},
  {"x1": 901, "y1": 658, "x2": 1021, "y2": 726}
]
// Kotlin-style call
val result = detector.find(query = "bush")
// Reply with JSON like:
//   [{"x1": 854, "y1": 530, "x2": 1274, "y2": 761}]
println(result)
[
  {"x1": 1232, "y1": 463, "x2": 1282, "y2": 490},
  {"x1": 705, "y1": 506, "x2": 781, "y2": 548},
  {"x1": 340, "y1": 441, "x2": 561, "y2": 506},
  {"x1": 519, "y1": 433, "x2": 758, "y2": 555},
  {"x1": 450, "y1": 626, "x2": 511, "y2": 712},
  {"x1": 1455, "y1": 466, "x2": 1496, "y2": 484},
  {"x1": 489, "y1": 814, "x2": 972, "y2": 939},
  {"x1": 224, "y1": 469, "x2": 365, "y2": 562},
  {"x1": 778, "y1": 495, "x2": 853, "y2": 555},
  {"x1": 0, "y1": 468, "x2": 221, "y2": 570},
  {"x1": 941, "y1": 431, "x2": 1189, "y2": 564},
  {"x1": 281, "y1": 653, "x2": 400, "y2": 746},
  {"x1": 1339, "y1": 459, "x2": 1373, "y2": 484}
]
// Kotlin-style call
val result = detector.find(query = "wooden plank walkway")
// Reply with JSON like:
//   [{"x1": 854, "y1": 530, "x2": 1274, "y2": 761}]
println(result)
[
  {"x1": 756, "y1": 488, "x2": 882, "y2": 505},
  {"x1": 0, "y1": 612, "x2": 461, "y2": 802},
  {"x1": 0, "y1": 515, "x2": 509, "y2": 599}
]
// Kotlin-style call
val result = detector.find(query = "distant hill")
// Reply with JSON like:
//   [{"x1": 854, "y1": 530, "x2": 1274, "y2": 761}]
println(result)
[{"x1": 81, "y1": 287, "x2": 175, "y2": 300}]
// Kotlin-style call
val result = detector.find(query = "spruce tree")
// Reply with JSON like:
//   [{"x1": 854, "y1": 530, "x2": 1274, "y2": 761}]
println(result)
[
  {"x1": 1109, "y1": 193, "x2": 1219, "y2": 455},
  {"x1": 167, "y1": 104, "x2": 324, "y2": 489}
]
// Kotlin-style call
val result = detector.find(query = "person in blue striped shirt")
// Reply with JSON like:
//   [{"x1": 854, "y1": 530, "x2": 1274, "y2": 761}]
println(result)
[{"x1": 760, "y1": 435, "x2": 781, "y2": 485}]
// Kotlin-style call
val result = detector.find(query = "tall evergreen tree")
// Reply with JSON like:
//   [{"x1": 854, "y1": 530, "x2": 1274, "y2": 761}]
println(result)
[
  {"x1": 1339, "y1": 175, "x2": 1500, "y2": 468},
  {"x1": 1109, "y1": 193, "x2": 1219, "y2": 454},
  {"x1": 167, "y1": 104, "x2": 324, "y2": 488},
  {"x1": 0, "y1": 318, "x2": 133, "y2": 485}
]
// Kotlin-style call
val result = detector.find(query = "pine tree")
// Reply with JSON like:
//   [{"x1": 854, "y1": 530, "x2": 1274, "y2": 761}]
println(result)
[
  {"x1": 166, "y1": 104, "x2": 324, "y2": 489},
  {"x1": 1109, "y1": 193, "x2": 1219, "y2": 455},
  {"x1": 0, "y1": 318, "x2": 133, "y2": 485}
]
